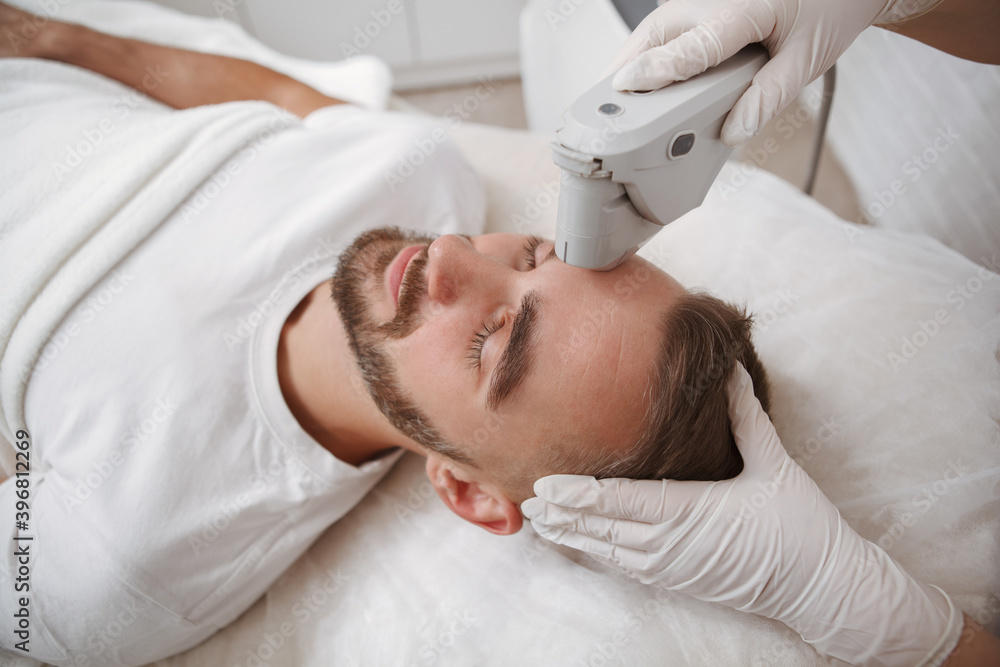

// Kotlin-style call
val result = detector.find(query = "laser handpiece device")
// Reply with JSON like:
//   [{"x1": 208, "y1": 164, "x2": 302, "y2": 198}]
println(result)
[{"x1": 552, "y1": 45, "x2": 768, "y2": 270}]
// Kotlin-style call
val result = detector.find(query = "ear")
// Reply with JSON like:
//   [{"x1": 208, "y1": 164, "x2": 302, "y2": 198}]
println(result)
[{"x1": 425, "y1": 455, "x2": 523, "y2": 535}]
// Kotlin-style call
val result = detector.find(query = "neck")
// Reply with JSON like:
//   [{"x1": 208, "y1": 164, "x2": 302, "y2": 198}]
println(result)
[{"x1": 277, "y1": 282, "x2": 419, "y2": 466}]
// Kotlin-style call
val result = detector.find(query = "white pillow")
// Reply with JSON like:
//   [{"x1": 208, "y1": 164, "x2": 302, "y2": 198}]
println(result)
[
  {"x1": 827, "y1": 28, "x2": 1000, "y2": 267},
  {"x1": 449, "y1": 122, "x2": 562, "y2": 237},
  {"x1": 161, "y1": 163, "x2": 999, "y2": 667},
  {"x1": 644, "y1": 164, "x2": 1000, "y2": 638}
]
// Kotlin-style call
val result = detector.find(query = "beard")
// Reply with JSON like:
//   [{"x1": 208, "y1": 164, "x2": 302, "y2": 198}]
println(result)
[
  {"x1": 330, "y1": 227, "x2": 458, "y2": 456},
  {"x1": 332, "y1": 226, "x2": 433, "y2": 340}
]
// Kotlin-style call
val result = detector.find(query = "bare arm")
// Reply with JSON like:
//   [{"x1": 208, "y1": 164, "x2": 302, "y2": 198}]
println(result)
[
  {"x1": 942, "y1": 615, "x2": 1000, "y2": 666},
  {"x1": 880, "y1": 0, "x2": 1000, "y2": 64},
  {"x1": 0, "y1": 3, "x2": 345, "y2": 118}
]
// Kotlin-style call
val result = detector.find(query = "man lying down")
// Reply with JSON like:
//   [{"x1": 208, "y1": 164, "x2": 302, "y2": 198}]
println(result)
[
  {"x1": 2, "y1": 5, "x2": 988, "y2": 667},
  {"x1": 0, "y1": 6, "x2": 768, "y2": 665}
]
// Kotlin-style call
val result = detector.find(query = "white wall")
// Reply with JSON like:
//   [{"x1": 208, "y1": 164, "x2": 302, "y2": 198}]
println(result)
[{"x1": 145, "y1": 0, "x2": 525, "y2": 89}]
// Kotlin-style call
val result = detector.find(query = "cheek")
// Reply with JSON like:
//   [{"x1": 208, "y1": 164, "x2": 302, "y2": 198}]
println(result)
[
  {"x1": 460, "y1": 419, "x2": 523, "y2": 461},
  {"x1": 389, "y1": 330, "x2": 476, "y2": 435}
]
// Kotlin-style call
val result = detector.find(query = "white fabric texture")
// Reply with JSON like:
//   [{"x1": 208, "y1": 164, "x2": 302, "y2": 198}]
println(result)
[
  {"x1": 0, "y1": 2, "x2": 485, "y2": 661},
  {"x1": 827, "y1": 28, "x2": 1000, "y2": 266},
  {"x1": 132, "y1": 164, "x2": 998, "y2": 667},
  {"x1": 0, "y1": 1, "x2": 996, "y2": 666},
  {"x1": 170, "y1": 162, "x2": 996, "y2": 667},
  {"x1": 0, "y1": 0, "x2": 392, "y2": 477},
  {"x1": 0, "y1": 93, "x2": 486, "y2": 667},
  {"x1": 0, "y1": 59, "x2": 294, "y2": 448}
]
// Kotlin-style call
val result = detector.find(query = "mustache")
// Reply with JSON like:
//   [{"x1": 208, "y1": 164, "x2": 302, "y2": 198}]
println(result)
[{"x1": 377, "y1": 246, "x2": 429, "y2": 339}]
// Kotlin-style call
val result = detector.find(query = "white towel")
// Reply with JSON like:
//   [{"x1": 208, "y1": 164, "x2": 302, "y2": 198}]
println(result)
[
  {"x1": 0, "y1": 0, "x2": 395, "y2": 471},
  {"x1": 0, "y1": 57, "x2": 297, "y2": 448}
]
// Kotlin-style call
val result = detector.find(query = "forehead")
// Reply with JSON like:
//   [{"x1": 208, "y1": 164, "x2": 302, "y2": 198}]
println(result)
[{"x1": 515, "y1": 255, "x2": 678, "y2": 444}]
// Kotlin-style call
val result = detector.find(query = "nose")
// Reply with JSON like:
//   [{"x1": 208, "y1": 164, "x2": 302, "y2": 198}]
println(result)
[{"x1": 426, "y1": 235, "x2": 507, "y2": 306}]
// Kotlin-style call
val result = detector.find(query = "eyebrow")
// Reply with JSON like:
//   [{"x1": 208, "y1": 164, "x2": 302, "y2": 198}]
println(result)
[{"x1": 486, "y1": 290, "x2": 541, "y2": 411}]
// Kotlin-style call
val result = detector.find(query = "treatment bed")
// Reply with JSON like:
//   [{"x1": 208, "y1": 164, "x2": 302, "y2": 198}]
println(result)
[{"x1": 1, "y1": 1, "x2": 998, "y2": 665}]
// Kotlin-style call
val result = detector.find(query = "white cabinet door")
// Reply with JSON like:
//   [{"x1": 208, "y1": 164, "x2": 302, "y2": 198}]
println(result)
[
  {"x1": 392, "y1": 0, "x2": 524, "y2": 88},
  {"x1": 140, "y1": 0, "x2": 227, "y2": 19},
  {"x1": 412, "y1": 0, "x2": 523, "y2": 63},
  {"x1": 146, "y1": 0, "x2": 526, "y2": 88},
  {"x1": 243, "y1": 0, "x2": 416, "y2": 67}
]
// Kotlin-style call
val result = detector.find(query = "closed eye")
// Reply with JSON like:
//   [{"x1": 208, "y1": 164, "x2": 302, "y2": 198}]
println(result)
[
  {"x1": 468, "y1": 236, "x2": 547, "y2": 369},
  {"x1": 522, "y1": 236, "x2": 545, "y2": 269},
  {"x1": 467, "y1": 313, "x2": 505, "y2": 369}
]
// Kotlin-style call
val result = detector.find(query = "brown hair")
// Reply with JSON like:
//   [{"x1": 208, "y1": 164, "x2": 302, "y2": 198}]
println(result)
[{"x1": 585, "y1": 291, "x2": 770, "y2": 483}]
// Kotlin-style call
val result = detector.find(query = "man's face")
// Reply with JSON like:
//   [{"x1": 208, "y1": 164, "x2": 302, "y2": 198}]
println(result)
[{"x1": 332, "y1": 228, "x2": 685, "y2": 495}]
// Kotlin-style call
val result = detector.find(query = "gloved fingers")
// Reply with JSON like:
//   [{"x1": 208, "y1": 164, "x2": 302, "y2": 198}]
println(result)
[
  {"x1": 520, "y1": 500, "x2": 680, "y2": 551},
  {"x1": 725, "y1": 363, "x2": 788, "y2": 474},
  {"x1": 520, "y1": 498, "x2": 606, "y2": 533},
  {"x1": 530, "y1": 474, "x2": 713, "y2": 523},
  {"x1": 720, "y1": 46, "x2": 811, "y2": 146},
  {"x1": 528, "y1": 519, "x2": 652, "y2": 573},
  {"x1": 602, "y1": 4, "x2": 691, "y2": 78},
  {"x1": 528, "y1": 474, "x2": 598, "y2": 506},
  {"x1": 522, "y1": 475, "x2": 731, "y2": 525},
  {"x1": 613, "y1": 10, "x2": 772, "y2": 91},
  {"x1": 725, "y1": 363, "x2": 758, "y2": 431}
]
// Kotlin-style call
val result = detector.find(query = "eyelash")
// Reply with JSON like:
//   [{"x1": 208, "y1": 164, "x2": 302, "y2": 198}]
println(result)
[
  {"x1": 466, "y1": 237, "x2": 544, "y2": 369},
  {"x1": 523, "y1": 236, "x2": 544, "y2": 269},
  {"x1": 467, "y1": 315, "x2": 504, "y2": 369}
]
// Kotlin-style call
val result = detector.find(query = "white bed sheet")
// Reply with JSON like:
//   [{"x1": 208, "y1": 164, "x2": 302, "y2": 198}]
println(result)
[
  {"x1": 828, "y1": 28, "x2": 1000, "y2": 267},
  {"x1": 146, "y1": 160, "x2": 999, "y2": 667},
  {"x1": 4, "y1": 2, "x2": 997, "y2": 666}
]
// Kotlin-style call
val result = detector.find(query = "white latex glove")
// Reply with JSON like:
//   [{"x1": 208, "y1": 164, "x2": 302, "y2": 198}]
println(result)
[
  {"x1": 605, "y1": 0, "x2": 942, "y2": 145},
  {"x1": 521, "y1": 365, "x2": 963, "y2": 666}
]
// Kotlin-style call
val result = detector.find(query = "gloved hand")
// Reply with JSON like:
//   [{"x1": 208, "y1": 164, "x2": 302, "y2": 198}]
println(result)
[
  {"x1": 605, "y1": 0, "x2": 942, "y2": 145},
  {"x1": 521, "y1": 365, "x2": 963, "y2": 666}
]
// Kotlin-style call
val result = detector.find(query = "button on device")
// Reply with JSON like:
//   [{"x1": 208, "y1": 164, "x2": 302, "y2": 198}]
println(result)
[
  {"x1": 669, "y1": 132, "x2": 696, "y2": 159},
  {"x1": 597, "y1": 103, "x2": 623, "y2": 117}
]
